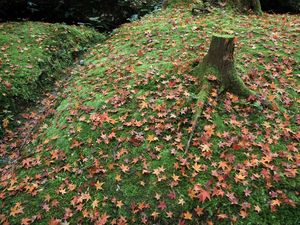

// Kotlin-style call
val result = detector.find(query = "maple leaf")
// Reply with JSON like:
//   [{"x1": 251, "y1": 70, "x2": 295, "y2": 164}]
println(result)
[
  {"x1": 239, "y1": 210, "x2": 248, "y2": 219},
  {"x1": 0, "y1": 214, "x2": 7, "y2": 223},
  {"x1": 158, "y1": 201, "x2": 167, "y2": 210},
  {"x1": 125, "y1": 65, "x2": 135, "y2": 73},
  {"x1": 207, "y1": 74, "x2": 217, "y2": 81},
  {"x1": 63, "y1": 164, "x2": 71, "y2": 172},
  {"x1": 2, "y1": 118, "x2": 9, "y2": 129},
  {"x1": 64, "y1": 208, "x2": 73, "y2": 220},
  {"x1": 68, "y1": 183, "x2": 76, "y2": 191},
  {"x1": 166, "y1": 211, "x2": 173, "y2": 218},
  {"x1": 116, "y1": 200, "x2": 124, "y2": 208},
  {"x1": 115, "y1": 174, "x2": 122, "y2": 182},
  {"x1": 192, "y1": 163, "x2": 201, "y2": 172},
  {"x1": 154, "y1": 193, "x2": 161, "y2": 200},
  {"x1": 271, "y1": 199, "x2": 281, "y2": 206},
  {"x1": 48, "y1": 218, "x2": 61, "y2": 225},
  {"x1": 217, "y1": 214, "x2": 228, "y2": 219},
  {"x1": 235, "y1": 173, "x2": 246, "y2": 182},
  {"x1": 70, "y1": 139, "x2": 83, "y2": 149},
  {"x1": 204, "y1": 124, "x2": 215, "y2": 136},
  {"x1": 244, "y1": 189, "x2": 252, "y2": 197},
  {"x1": 96, "y1": 213, "x2": 110, "y2": 225},
  {"x1": 139, "y1": 101, "x2": 149, "y2": 109},
  {"x1": 284, "y1": 168, "x2": 297, "y2": 177},
  {"x1": 168, "y1": 191, "x2": 176, "y2": 200},
  {"x1": 198, "y1": 189, "x2": 211, "y2": 203},
  {"x1": 21, "y1": 217, "x2": 31, "y2": 225},
  {"x1": 58, "y1": 187, "x2": 67, "y2": 195},
  {"x1": 92, "y1": 200, "x2": 99, "y2": 209},
  {"x1": 254, "y1": 205, "x2": 261, "y2": 213},
  {"x1": 120, "y1": 164, "x2": 130, "y2": 173},
  {"x1": 183, "y1": 211, "x2": 192, "y2": 220},
  {"x1": 10, "y1": 202, "x2": 24, "y2": 217},
  {"x1": 22, "y1": 158, "x2": 32, "y2": 168},
  {"x1": 153, "y1": 166, "x2": 165, "y2": 176},
  {"x1": 3, "y1": 80, "x2": 12, "y2": 89},
  {"x1": 95, "y1": 181, "x2": 104, "y2": 190},
  {"x1": 51, "y1": 150, "x2": 60, "y2": 160},
  {"x1": 42, "y1": 203, "x2": 50, "y2": 212},
  {"x1": 172, "y1": 174, "x2": 180, "y2": 182},
  {"x1": 218, "y1": 161, "x2": 228, "y2": 170},
  {"x1": 151, "y1": 211, "x2": 159, "y2": 220},
  {"x1": 232, "y1": 143, "x2": 242, "y2": 150},
  {"x1": 178, "y1": 198, "x2": 185, "y2": 205},
  {"x1": 194, "y1": 206, "x2": 204, "y2": 216},
  {"x1": 51, "y1": 200, "x2": 59, "y2": 207},
  {"x1": 226, "y1": 192, "x2": 239, "y2": 205},
  {"x1": 147, "y1": 134, "x2": 158, "y2": 143}
]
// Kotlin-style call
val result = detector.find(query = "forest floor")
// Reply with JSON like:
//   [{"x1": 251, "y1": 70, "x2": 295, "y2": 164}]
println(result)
[{"x1": 0, "y1": 4, "x2": 299, "y2": 225}]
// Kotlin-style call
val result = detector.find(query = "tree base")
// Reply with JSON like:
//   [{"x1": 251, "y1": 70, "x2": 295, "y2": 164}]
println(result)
[
  {"x1": 202, "y1": 35, "x2": 255, "y2": 97},
  {"x1": 185, "y1": 34, "x2": 255, "y2": 153}
]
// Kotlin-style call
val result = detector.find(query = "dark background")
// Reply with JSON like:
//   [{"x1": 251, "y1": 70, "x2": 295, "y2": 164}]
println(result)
[
  {"x1": 0, "y1": 0, "x2": 299, "y2": 31},
  {"x1": 0, "y1": 0, "x2": 162, "y2": 31}
]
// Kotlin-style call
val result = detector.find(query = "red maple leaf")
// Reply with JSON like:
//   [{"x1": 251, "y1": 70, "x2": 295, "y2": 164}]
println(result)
[{"x1": 198, "y1": 189, "x2": 211, "y2": 203}]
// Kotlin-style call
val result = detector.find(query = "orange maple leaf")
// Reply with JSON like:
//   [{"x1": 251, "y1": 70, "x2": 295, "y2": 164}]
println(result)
[
  {"x1": 120, "y1": 164, "x2": 130, "y2": 173},
  {"x1": 10, "y1": 202, "x2": 24, "y2": 217},
  {"x1": 183, "y1": 211, "x2": 193, "y2": 220},
  {"x1": 95, "y1": 181, "x2": 104, "y2": 190}
]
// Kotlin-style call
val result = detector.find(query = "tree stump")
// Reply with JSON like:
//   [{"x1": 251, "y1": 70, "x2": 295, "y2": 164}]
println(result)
[
  {"x1": 204, "y1": 35, "x2": 255, "y2": 97},
  {"x1": 185, "y1": 34, "x2": 255, "y2": 153}
]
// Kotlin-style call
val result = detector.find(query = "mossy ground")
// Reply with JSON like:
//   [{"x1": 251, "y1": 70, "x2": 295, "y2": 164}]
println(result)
[
  {"x1": 0, "y1": 6, "x2": 299, "y2": 225},
  {"x1": 0, "y1": 22, "x2": 104, "y2": 135}
]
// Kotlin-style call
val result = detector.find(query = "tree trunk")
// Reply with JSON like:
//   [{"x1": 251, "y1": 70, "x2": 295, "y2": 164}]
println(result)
[
  {"x1": 251, "y1": 0, "x2": 263, "y2": 15},
  {"x1": 229, "y1": 0, "x2": 263, "y2": 15},
  {"x1": 185, "y1": 34, "x2": 254, "y2": 153},
  {"x1": 204, "y1": 35, "x2": 254, "y2": 97}
]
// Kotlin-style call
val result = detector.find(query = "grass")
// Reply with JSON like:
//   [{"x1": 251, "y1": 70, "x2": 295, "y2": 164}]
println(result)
[
  {"x1": 0, "y1": 22, "x2": 104, "y2": 135},
  {"x1": 0, "y1": 5, "x2": 299, "y2": 225}
]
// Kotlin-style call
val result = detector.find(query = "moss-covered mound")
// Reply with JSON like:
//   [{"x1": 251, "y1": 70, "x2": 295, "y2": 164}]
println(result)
[
  {"x1": 0, "y1": 7, "x2": 299, "y2": 225},
  {"x1": 0, "y1": 22, "x2": 104, "y2": 134}
]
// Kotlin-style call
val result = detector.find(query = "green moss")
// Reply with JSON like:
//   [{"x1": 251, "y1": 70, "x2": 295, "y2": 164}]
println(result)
[
  {"x1": 1, "y1": 6, "x2": 299, "y2": 225},
  {"x1": 0, "y1": 22, "x2": 105, "y2": 134}
]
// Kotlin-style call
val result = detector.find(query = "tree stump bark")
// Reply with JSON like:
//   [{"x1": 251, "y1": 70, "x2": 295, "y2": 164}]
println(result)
[
  {"x1": 185, "y1": 34, "x2": 255, "y2": 153},
  {"x1": 204, "y1": 35, "x2": 255, "y2": 97},
  {"x1": 229, "y1": 0, "x2": 263, "y2": 15}
]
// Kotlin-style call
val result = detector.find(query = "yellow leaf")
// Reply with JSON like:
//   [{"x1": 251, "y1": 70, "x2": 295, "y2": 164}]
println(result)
[
  {"x1": 147, "y1": 134, "x2": 158, "y2": 143},
  {"x1": 92, "y1": 200, "x2": 99, "y2": 209},
  {"x1": 2, "y1": 118, "x2": 9, "y2": 129},
  {"x1": 183, "y1": 211, "x2": 192, "y2": 220},
  {"x1": 95, "y1": 181, "x2": 104, "y2": 190}
]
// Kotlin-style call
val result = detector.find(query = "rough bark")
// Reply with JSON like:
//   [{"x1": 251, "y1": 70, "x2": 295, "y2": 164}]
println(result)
[
  {"x1": 250, "y1": 0, "x2": 263, "y2": 15},
  {"x1": 228, "y1": 0, "x2": 263, "y2": 15},
  {"x1": 185, "y1": 35, "x2": 255, "y2": 153},
  {"x1": 204, "y1": 35, "x2": 255, "y2": 97}
]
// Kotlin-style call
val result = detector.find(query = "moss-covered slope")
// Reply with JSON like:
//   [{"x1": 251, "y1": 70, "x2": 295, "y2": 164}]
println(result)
[
  {"x1": 0, "y1": 7, "x2": 299, "y2": 225},
  {"x1": 0, "y1": 22, "x2": 104, "y2": 134}
]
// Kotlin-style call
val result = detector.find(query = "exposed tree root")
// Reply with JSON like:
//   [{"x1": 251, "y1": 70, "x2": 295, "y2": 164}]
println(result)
[
  {"x1": 185, "y1": 34, "x2": 270, "y2": 153},
  {"x1": 185, "y1": 79, "x2": 210, "y2": 154}
]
